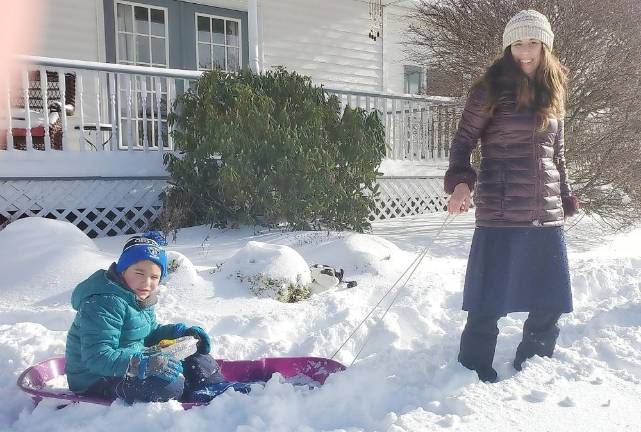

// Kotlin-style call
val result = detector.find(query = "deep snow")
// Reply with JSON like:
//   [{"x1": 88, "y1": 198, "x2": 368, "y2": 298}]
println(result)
[{"x1": 1, "y1": 212, "x2": 640, "y2": 432}]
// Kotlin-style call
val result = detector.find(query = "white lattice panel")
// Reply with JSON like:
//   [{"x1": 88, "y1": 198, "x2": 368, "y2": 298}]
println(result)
[
  {"x1": 370, "y1": 176, "x2": 448, "y2": 221},
  {"x1": 1, "y1": 177, "x2": 447, "y2": 234},
  {"x1": 0, "y1": 179, "x2": 167, "y2": 237}
]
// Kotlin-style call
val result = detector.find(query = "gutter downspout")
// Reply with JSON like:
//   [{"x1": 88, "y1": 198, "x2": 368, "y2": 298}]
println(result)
[
  {"x1": 248, "y1": 0, "x2": 261, "y2": 73},
  {"x1": 380, "y1": 6, "x2": 385, "y2": 92}
]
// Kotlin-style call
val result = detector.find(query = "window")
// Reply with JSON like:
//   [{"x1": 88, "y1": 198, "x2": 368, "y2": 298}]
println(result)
[
  {"x1": 404, "y1": 65, "x2": 426, "y2": 95},
  {"x1": 116, "y1": 2, "x2": 168, "y2": 67},
  {"x1": 104, "y1": 0, "x2": 248, "y2": 149},
  {"x1": 105, "y1": 0, "x2": 249, "y2": 71},
  {"x1": 115, "y1": 1, "x2": 169, "y2": 149},
  {"x1": 196, "y1": 14, "x2": 242, "y2": 72}
]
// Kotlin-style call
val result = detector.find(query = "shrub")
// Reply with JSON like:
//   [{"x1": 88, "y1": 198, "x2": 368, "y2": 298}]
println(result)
[
  {"x1": 163, "y1": 68, "x2": 385, "y2": 231},
  {"x1": 236, "y1": 272, "x2": 311, "y2": 303}
]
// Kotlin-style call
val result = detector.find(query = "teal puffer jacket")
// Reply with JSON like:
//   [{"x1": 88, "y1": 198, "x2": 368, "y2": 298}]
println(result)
[{"x1": 65, "y1": 267, "x2": 183, "y2": 393}]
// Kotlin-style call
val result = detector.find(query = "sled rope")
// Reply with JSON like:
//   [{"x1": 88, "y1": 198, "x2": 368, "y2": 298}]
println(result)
[
  {"x1": 347, "y1": 213, "x2": 456, "y2": 366},
  {"x1": 330, "y1": 213, "x2": 457, "y2": 365},
  {"x1": 329, "y1": 241, "x2": 429, "y2": 360},
  {"x1": 563, "y1": 212, "x2": 585, "y2": 233}
]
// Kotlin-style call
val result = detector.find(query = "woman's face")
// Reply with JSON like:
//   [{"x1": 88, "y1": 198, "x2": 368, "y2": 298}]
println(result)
[{"x1": 510, "y1": 38, "x2": 542, "y2": 78}]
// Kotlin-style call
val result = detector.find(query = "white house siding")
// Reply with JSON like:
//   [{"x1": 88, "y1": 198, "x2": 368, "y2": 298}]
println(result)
[
  {"x1": 383, "y1": 5, "x2": 415, "y2": 94},
  {"x1": 173, "y1": 0, "x2": 416, "y2": 96},
  {"x1": 25, "y1": 1, "x2": 419, "y2": 95},
  {"x1": 34, "y1": 0, "x2": 106, "y2": 62},
  {"x1": 259, "y1": 0, "x2": 383, "y2": 92}
]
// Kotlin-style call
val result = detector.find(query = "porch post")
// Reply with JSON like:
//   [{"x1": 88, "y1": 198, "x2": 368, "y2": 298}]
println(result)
[{"x1": 248, "y1": 0, "x2": 261, "y2": 73}]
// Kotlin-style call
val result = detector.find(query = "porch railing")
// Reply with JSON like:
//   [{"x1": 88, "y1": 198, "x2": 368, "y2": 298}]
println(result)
[
  {"x1": 1, "y1": 56, "x2": 462, "y2": 170},
  {"x1": 325, "y1": 88, "x2": 461, "y2": 161},
  {"x1": 1, "y1": 56, "x2": 201, "y2": 156}
]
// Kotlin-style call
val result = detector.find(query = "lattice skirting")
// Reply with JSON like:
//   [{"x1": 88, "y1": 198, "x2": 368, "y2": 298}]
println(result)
[
  {"x1": 0, "y1": 178, "x2": 167, "y2": 238},
  {"x1": 1, "y1": 177, "x2": 447, "y2": 236},
  {"x1": 369, "y1": 176, "x2": 448, "y2": 221}
]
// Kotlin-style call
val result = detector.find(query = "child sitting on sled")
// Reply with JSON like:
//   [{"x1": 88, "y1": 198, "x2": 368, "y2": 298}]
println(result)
[{"x1": 65, "y1": 232, "x2": 249, "y2": 404}]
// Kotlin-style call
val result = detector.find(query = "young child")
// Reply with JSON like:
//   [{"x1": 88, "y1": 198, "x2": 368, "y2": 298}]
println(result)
[{"x1": 65, "y1": 232, "x2": 241, "y2": 403}]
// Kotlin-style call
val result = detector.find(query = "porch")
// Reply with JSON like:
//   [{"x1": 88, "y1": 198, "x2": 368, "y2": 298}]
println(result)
[{"x1": 0, "y1": 56, "x2": 460, "y2": 236}]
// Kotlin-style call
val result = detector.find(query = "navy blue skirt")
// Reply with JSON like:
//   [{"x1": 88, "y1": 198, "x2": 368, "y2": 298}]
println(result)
[{"x1": 463, "y1": 226, "x2": 572, "y2": 315}]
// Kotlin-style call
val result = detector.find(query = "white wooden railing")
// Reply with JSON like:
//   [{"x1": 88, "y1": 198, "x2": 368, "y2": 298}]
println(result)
[
  {"x1": 1, "y1": 56, "x2": 201, "y2": 155},
  {"x1": 326, "y1": 89, "x2": 461, "y2": 161}
]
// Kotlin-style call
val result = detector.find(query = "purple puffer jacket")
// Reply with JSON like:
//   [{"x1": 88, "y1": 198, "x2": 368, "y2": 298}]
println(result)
[{"x1": 444, "y1": 84, "x2": 578, "y2": 227}]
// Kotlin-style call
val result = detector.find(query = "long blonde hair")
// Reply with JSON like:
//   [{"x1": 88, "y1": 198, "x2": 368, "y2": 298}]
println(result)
[{"x1": 480, "y1": 44, "x2": 568, "y2": 129}]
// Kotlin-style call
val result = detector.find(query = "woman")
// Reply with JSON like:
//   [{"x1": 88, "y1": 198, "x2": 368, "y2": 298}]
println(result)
[{"x1": 445, "y1": 9, "x2": 579, "y2": 383}]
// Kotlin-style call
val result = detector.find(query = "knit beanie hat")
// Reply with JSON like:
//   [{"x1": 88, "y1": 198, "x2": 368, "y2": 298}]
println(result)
[
  {"x1": 502, "y1": 9, "x2": 554, "y2": 51},
  {"x1": 116, "y1": 235, "x2": 168, "y2": 280}
]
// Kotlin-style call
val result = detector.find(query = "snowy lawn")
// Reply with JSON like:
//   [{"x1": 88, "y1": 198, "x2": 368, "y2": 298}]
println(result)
[{"x1": 1, "y1": 212, "x2": 640, "y2": 432}]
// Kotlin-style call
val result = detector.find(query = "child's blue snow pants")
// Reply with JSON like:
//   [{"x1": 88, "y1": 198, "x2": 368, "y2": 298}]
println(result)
[{"x1": 84, "y1": 353, "x2": 220, "y2": 403}]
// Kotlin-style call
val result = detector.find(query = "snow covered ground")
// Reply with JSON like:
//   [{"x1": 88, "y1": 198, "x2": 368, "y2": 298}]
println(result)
[{"x1": 1, "y1": 212, "x2": 640, "y2": 432}]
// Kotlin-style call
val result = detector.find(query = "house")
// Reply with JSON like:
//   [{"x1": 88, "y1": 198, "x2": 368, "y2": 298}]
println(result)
[{"x1": 0, "y1": 0, "x2": 459, "y2": 237}]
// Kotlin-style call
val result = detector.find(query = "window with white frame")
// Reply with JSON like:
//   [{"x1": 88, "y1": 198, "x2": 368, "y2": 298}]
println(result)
[
  {"x1": 115, "y1": 1, "x2": 170, "y2": 149},
  {"x1": 116, "y1": 2, "x2": 168, "y2": 67},
  {"x1": 404, "y1": 65, "x2": 426, "y2": 95},
  {"x1": 196, "y1": 14, "x2": 241, "y2": 71}
]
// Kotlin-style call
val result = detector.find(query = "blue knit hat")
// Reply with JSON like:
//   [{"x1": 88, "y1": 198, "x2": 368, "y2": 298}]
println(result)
[{"x1": 116, "y1": 234, "x2": 168, "y2": 280}]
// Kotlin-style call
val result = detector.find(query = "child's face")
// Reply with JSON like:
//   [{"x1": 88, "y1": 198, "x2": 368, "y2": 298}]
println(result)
[{"x1": 122, "y1": 260, "x2": 162, "y2": 300}]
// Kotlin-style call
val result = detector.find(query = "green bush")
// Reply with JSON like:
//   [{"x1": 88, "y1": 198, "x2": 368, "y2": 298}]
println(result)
[
  {"x1": 163, "y1": 68, "x2": 385, "y2": 232},
  {"x1": 236, "y1": 272, "x2": 311, "y2": 303}
]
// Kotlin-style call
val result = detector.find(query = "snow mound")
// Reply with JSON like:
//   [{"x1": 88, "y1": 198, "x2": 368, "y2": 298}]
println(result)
[
  {"x1": 0, "y1": 217, "x2": 96, "y2": 252},
  {"x1": 0, "y1": 218, "x2": 111, "y2": 304},
  {"x1": 162, "y1": 250, "x2": 213, "y2": 298},
  {"x1": 166, "y1": 250, "x2": 198, "y2": 279},
  {"x1": 223, "y1": 241, "x2": 311, "y2": 301},
  {"x1": 304, "y1": 233, "x2": 413, "y2": 275}
]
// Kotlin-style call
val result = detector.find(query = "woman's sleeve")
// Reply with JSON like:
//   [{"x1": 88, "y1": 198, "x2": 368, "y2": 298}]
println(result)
[
  {"x1": 443, "y1": 85, "x2": 491, "y2": 194},
  {"x1": 553, "y1": 119, "x2": 571, "y2": 197},
  {"x1": 554, "y1": 119, "x2": 579, "y2": 216}
]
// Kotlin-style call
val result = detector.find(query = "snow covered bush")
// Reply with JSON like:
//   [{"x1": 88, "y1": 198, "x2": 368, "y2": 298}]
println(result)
[
  {"x1": 236, "y1": 272, "x2": 310, "y2": 303},
  {"x1": 163, "y1": 67, "x2": 385, "y2": 232},
  {"x1": 165, "y1": 250, "x2": 197, "y2": 276},
  {"x1": 224, "y1": 241, "x2": 312, "y2": 303}
]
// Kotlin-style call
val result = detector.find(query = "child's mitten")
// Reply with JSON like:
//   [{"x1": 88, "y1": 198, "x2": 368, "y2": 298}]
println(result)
[
  {"x1": 128, "y1": 352, "x2": 183, "y2": 382},
  {"x1": 185, "y1": 326, "x2": 211, "y2": 354}
]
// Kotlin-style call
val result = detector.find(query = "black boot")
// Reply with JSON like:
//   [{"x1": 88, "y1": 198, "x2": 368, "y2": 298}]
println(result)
[
  {"x1": 513, "y1": 312, "x2": 562, "y2": 371},
  {"x1": 458, "y1": 312, "x2": 503, "y2": 383},
  {"x1": 182, "y1": 353, "x2": 226, "y2": 392}
]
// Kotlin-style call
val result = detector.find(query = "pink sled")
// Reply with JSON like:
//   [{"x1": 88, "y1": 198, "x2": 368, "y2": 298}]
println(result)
[{"x1": 17, "y1": 356, "x2": 345, "y2": 410}]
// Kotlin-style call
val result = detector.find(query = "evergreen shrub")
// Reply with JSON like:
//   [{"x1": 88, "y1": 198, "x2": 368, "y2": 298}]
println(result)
[{"x1": 163, "y1": 68, "x2": 385, "y2": 231}]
